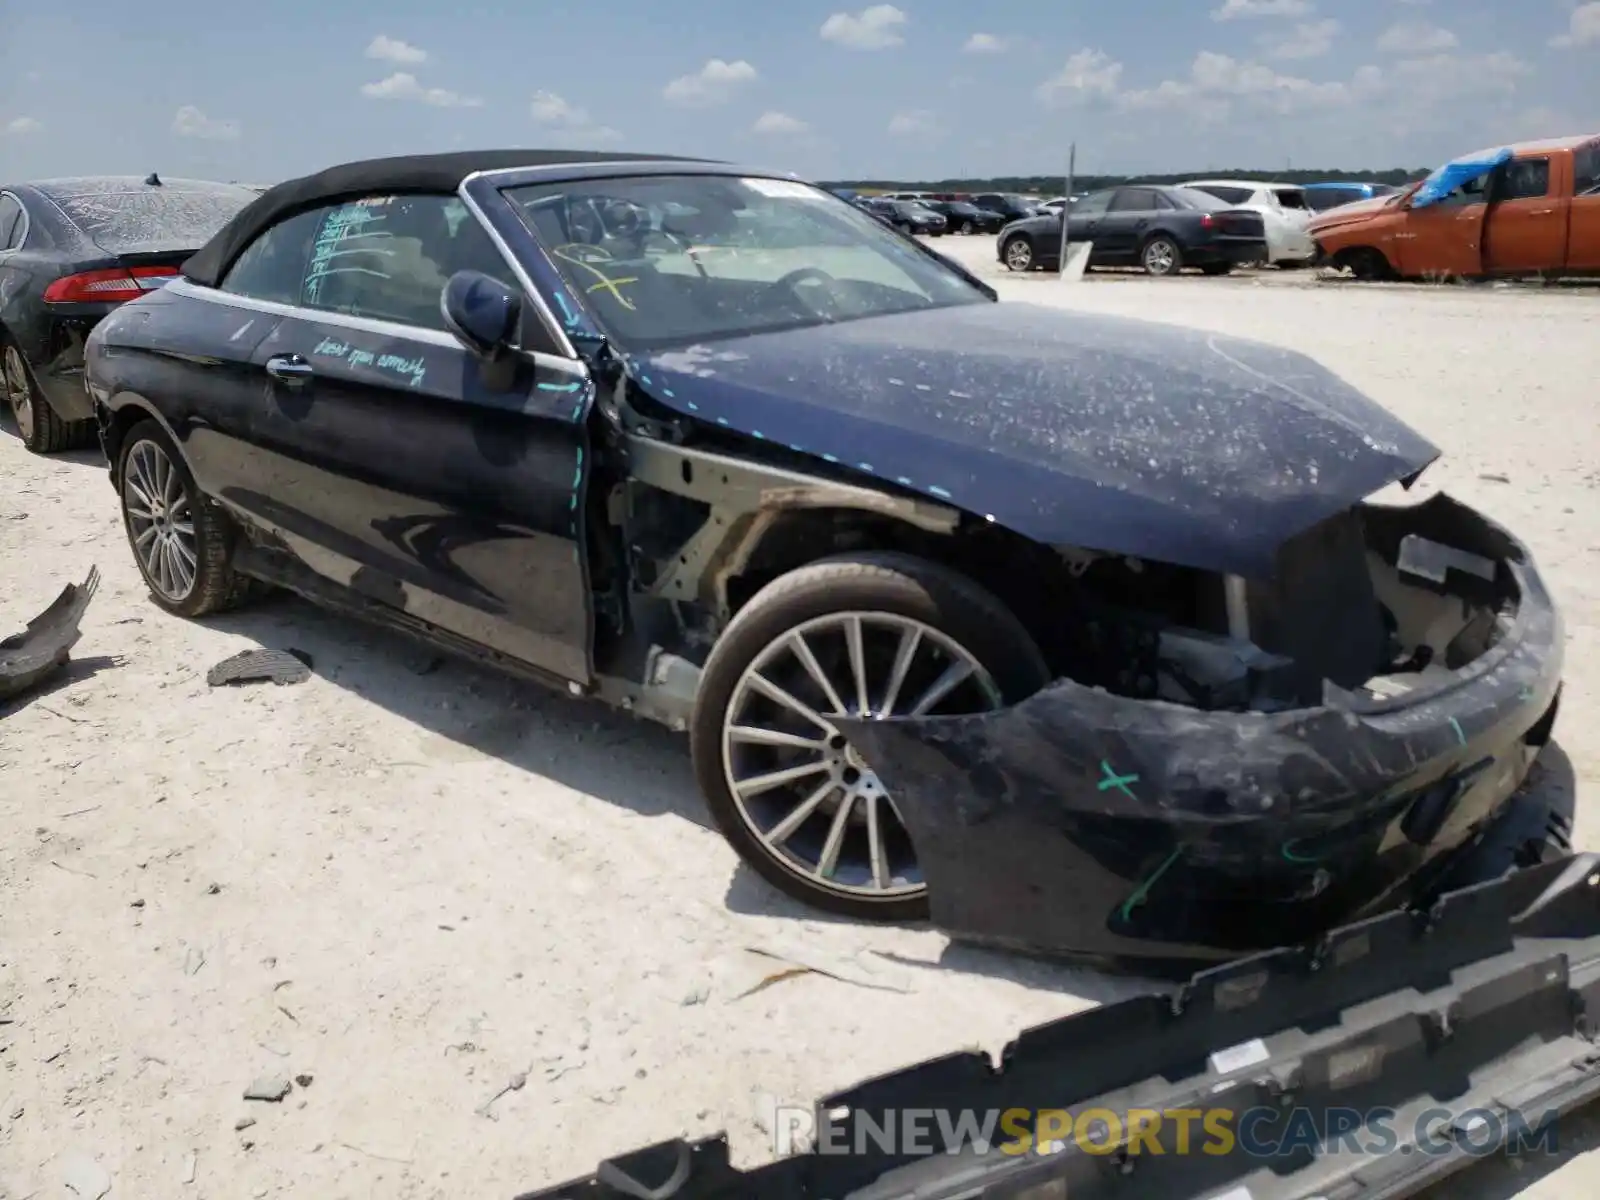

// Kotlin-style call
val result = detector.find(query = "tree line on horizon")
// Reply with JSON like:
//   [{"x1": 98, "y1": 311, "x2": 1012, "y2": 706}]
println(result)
[{"x1": 818, "y1": 166, "x2": 1431, "y2": 193}]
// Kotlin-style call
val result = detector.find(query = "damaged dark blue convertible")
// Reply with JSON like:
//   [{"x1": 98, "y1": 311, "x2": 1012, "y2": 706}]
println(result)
[{"x1": 83, "y1": 150, "x2": 1565, "y2": 964}]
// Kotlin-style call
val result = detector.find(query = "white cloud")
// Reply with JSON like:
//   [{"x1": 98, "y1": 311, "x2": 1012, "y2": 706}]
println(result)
[
  {"x1": 528, "y1": 91, "x2": 622, "y2": 144},
  {"x1": 1258, "y1": 18, "x2": 1339, "y2": 60},
  {"x1": 366, "y1": 34, "x2": 427, "y2": 64},
  {"x1": 1551, "y1": 2, "x2": 1600, "y2": 47},
  {"x1": 1035, "y1": 49, "x2": 1124, "y2": 105},
  {"x1": 662, "y1": 58, "x2": 758, "y2": 105},
  {"x1": 360, "y1": 72, "x2": 481, "y2": 107},
  {"x1": 1376, "y1": 21, "x2": 1457, "y2": 54},
  {"x1": 1112, "y1": 51, "x2": 1351, "y2": 118},
  {"x1": 3, "y1": 116, "x2": 42, "y2": 135},
  {"x1": 172, "y1": 105, "x2": 241, "y2": 140},
  {"x1": 820, "y1": 5, "x2": 907, "y2": 50},
  {"x1": 1211, "y1": 0, "x2": 1313, "y2": 20},
  {"x1": 962, "y1": 33, "x2": 1007, "y2": 53},
  {"x1": 887, "y1": 109, "x2": 937, "y2": 135},
  {"x1": 752, "y1": 111, "x2": 808, "y2": 134}
]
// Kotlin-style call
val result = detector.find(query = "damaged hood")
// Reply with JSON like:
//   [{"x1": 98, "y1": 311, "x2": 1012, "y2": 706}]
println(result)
[{"x1": 633, "y1": 302, "x2": 1438, "y2": 578}]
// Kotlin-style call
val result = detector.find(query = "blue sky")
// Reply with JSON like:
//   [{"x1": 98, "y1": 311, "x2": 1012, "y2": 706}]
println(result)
[{"x1": 2, "y1": 1, "x2": 1596, "y2": 184}]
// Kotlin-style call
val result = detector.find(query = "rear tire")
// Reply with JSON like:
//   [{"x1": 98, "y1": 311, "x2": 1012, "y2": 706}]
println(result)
[
  {"x1": 691, "y1": 552, "x2": 1049, "y2": 921},
  {"x1": 1140, "y1": 235, "x2": 1183, "y2": 277},
  {"x1": 116, "y1": 419, "x2": 256, "y2": 618},
  {"x1": 2, "y1": 338, "x2": 93, "y2": 455}
]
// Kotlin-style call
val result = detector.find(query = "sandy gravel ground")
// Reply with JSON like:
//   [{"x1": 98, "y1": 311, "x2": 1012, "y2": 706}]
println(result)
[{"x1": 2, "y1": 243, "x2": 1598, "y2": 1199}]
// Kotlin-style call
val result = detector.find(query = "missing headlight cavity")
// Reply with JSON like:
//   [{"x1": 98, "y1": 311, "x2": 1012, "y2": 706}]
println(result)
[{"x1": 1059, "y1": 502, "x2": 1521, "y2": 714}]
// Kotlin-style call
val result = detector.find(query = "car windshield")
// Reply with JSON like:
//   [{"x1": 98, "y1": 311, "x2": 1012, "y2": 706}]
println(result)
[
  {"x1": 49, "y1": 181, "x2": 256, "y2": 252},
  {"x1": 507, "y1": 174, "x2": 990, "y2": 350}
]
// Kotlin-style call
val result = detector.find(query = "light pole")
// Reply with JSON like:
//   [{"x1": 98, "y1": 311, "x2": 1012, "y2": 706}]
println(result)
[{"x1": 1057, "y1": 143, "x2": 1076, "y2": 279}]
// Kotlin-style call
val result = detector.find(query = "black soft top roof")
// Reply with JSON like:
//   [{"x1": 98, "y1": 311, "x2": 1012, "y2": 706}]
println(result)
[{"x1": 181, "y1": 148, "x2": 713, "y2": 287}]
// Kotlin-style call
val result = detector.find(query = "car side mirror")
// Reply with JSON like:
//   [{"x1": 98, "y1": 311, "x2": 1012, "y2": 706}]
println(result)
[{"x1": 441, "y1": 270, "x2": 521, "y2": 361}]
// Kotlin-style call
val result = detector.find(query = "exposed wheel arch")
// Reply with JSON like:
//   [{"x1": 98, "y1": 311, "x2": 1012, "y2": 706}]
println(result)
[{"x1": 1331, "y1": 245, "x2": 1394, "y2": 281}]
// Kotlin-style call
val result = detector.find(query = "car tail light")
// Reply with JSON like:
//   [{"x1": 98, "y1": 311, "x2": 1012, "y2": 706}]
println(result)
[
  {"x1": 43, "y1": 266, "x2": 179, "y2": 304},
  {"x1": 1200, "y1": 214, "x2": 1214, "y2": 229}
]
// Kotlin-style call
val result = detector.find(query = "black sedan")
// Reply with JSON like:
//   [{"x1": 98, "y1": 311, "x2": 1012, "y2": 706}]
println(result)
[
  {"x1": 0, "y1": 175, "x2": 258, "y2": 453},
  {"x1": 998, "y1": 184, "x2": 1266, "y2": 276},
  {"x1": 84, "y1": 150, "x2": 1562, "y2": 964},
  {"x1": 920, "y1": 199, "x2": 1005, "y2": 235},
  {"x1": 858, "y1": 197, "x2": 947, "y2": 235}
]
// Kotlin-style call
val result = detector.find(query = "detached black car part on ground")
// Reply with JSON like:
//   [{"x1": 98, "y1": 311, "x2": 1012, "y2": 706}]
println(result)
[
  {"x1": 521, "y1": 852, "x2": 1600, "y2": 1200},
  {"x1": 83, "y1": 151, "x2": 1564, "y2": 963},
  {"x1": 0, "y1": 175, "x2": 257, "y2": 453}
]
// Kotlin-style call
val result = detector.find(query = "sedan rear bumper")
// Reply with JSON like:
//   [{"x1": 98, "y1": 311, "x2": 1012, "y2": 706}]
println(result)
[{"x1": 840, "y1": 493, "x2": 1565, "y2": 967}]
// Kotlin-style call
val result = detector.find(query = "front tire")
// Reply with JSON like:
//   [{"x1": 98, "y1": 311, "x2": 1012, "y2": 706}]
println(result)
[
  {"x1": 2, "y1": 339, "x2": 93, "y2": 454},
  {"x1": 1002, "y1": 235, "x2": 1034, "y2": 272},
  {"x1": 691, "y1": 552, "x2": 1049, "y2": 921},
  {"x1": 116, "y1": 419, "x2": 256, "y2": 618}
]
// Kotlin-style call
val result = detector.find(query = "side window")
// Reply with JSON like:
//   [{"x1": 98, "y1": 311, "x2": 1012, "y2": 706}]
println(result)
[
  {"x1": 1193, "y1": 185, "x2": 1251, "y2": 205},
  {"x1": 1109, "y1": 189, "x2": 1157, "y2": 213},
  {"x1": 299, "y1": 194, "x2": 519, "y2": 332},
  {"x1": 1153, "y1": 192, "x2": 1177, "y2": 210},
  {"x1": 1575, "y1": 144, "x2": 1600, "y2": 196},
  {"x1": 1070, "y1": 190, "x2": 1114, "y2": 217},
  {"x1": 220, "y1": 207, "x2": 325, "y2": 304},
  {"x1": 1498, "y1": 158, "x2": 1550, "y2": 201},
  {"x1": 1436, "y1": 175, "x2": 1489, "y2": 207},
  {"x1": 0, "y1": 195, "x2": 22, "y2": 250}
]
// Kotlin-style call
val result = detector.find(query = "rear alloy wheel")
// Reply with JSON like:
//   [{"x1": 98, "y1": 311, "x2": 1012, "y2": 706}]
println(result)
[
  {"x1": 960, "y1": 219, "x2": 974, "y2": 235},
  {"x1": 2, "y1": 340, "x2": 92, "y2": 454},
  {"x1": 117, "y1": 420, "x2": 256, "y2": 618},
  {"x1": 1141, "y1": 236, "x2": 1183, "y2": 277},
  {"x1": 691, "y1": 552, "x2": 1049, "y2": 920},
  {"x1": 1003, "y1": 236, "x2": 1035, "y2": 272}
]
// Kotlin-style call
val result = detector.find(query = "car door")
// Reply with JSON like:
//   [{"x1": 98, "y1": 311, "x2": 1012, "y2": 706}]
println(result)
[
  {"x1": 1394, "y1": 176, "x2": 1487, "y2": 277},
  {"x1": 1097, "y1": 188, "x2": 1160, "y2": 260},
  {"x1": 1062, "y1": 189, "x2": 1112, "y2": 260},
  {"x1": 1482, "y1": 156, "x2": 1567, "y2": 275},
  {"x1": 209, "y1": 192, "x2": 595, "y2": 684},
  {"x1": 1566, "y1": 140, "x2": 1600, "y2": 272}
]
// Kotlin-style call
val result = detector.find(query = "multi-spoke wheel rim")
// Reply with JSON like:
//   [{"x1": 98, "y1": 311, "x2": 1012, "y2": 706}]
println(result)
[
  {"x1": 2, "y1": 347, "x2": 32, "y2": 441},
  {"x1": 1004, "y1": 239, "x2": 1032, "y2": 271},
  {"x1": 1144, "y1": 240, "x2": 1177, "y2": 274},
  {"x1": 123, "y1": 441, "x2": 198, "y2": 602},
  {"x1": 721, "y1": 612, "x2": 1003, "y2": 901}
]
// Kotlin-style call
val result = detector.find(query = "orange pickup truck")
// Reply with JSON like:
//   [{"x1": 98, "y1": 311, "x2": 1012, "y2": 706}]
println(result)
[{"x1": 1309, "y1": 134, "x2": 1600, "y2": 280}]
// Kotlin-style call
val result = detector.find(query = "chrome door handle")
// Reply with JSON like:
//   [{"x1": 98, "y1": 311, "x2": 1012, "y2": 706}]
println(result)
[
  {"x1": 1530, "y1": 207, "x2": 1556, "y2": 215},
  {"x1": 265, "y1": 354, "x2": 313, "y2": 384}
]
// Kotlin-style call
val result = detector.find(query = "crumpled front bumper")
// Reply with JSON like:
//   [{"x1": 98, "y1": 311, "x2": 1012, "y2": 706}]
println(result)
[{"x1": 838, "y1": 494, "x2": 1565, "y2": 967}]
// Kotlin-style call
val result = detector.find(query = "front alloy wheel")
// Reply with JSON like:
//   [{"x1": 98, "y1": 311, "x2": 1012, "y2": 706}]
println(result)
[
  {"x1": 721, "y1": 612, "x2": 1002, "y2": 902},
  {"x1": 691, "y1": 553, "x2": 1050, "y2": 920},
  {"x1": 1003, "y1": 236, "x2": 1034, "y2": 271}
]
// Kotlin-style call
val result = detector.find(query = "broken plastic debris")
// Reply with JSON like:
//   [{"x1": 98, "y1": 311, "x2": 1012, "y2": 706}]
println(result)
[
  {"x1": 206, "y1": 648, "x2": 313, "y2": 687},
  {"x1": 0, "y1": 566, "x2": 100, "y2": 703}
]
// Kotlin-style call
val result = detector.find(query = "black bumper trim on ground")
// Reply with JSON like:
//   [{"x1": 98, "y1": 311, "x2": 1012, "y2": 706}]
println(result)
[{"x1": 517, "y1": 852, "x2": 1600, "y2": 1200}]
